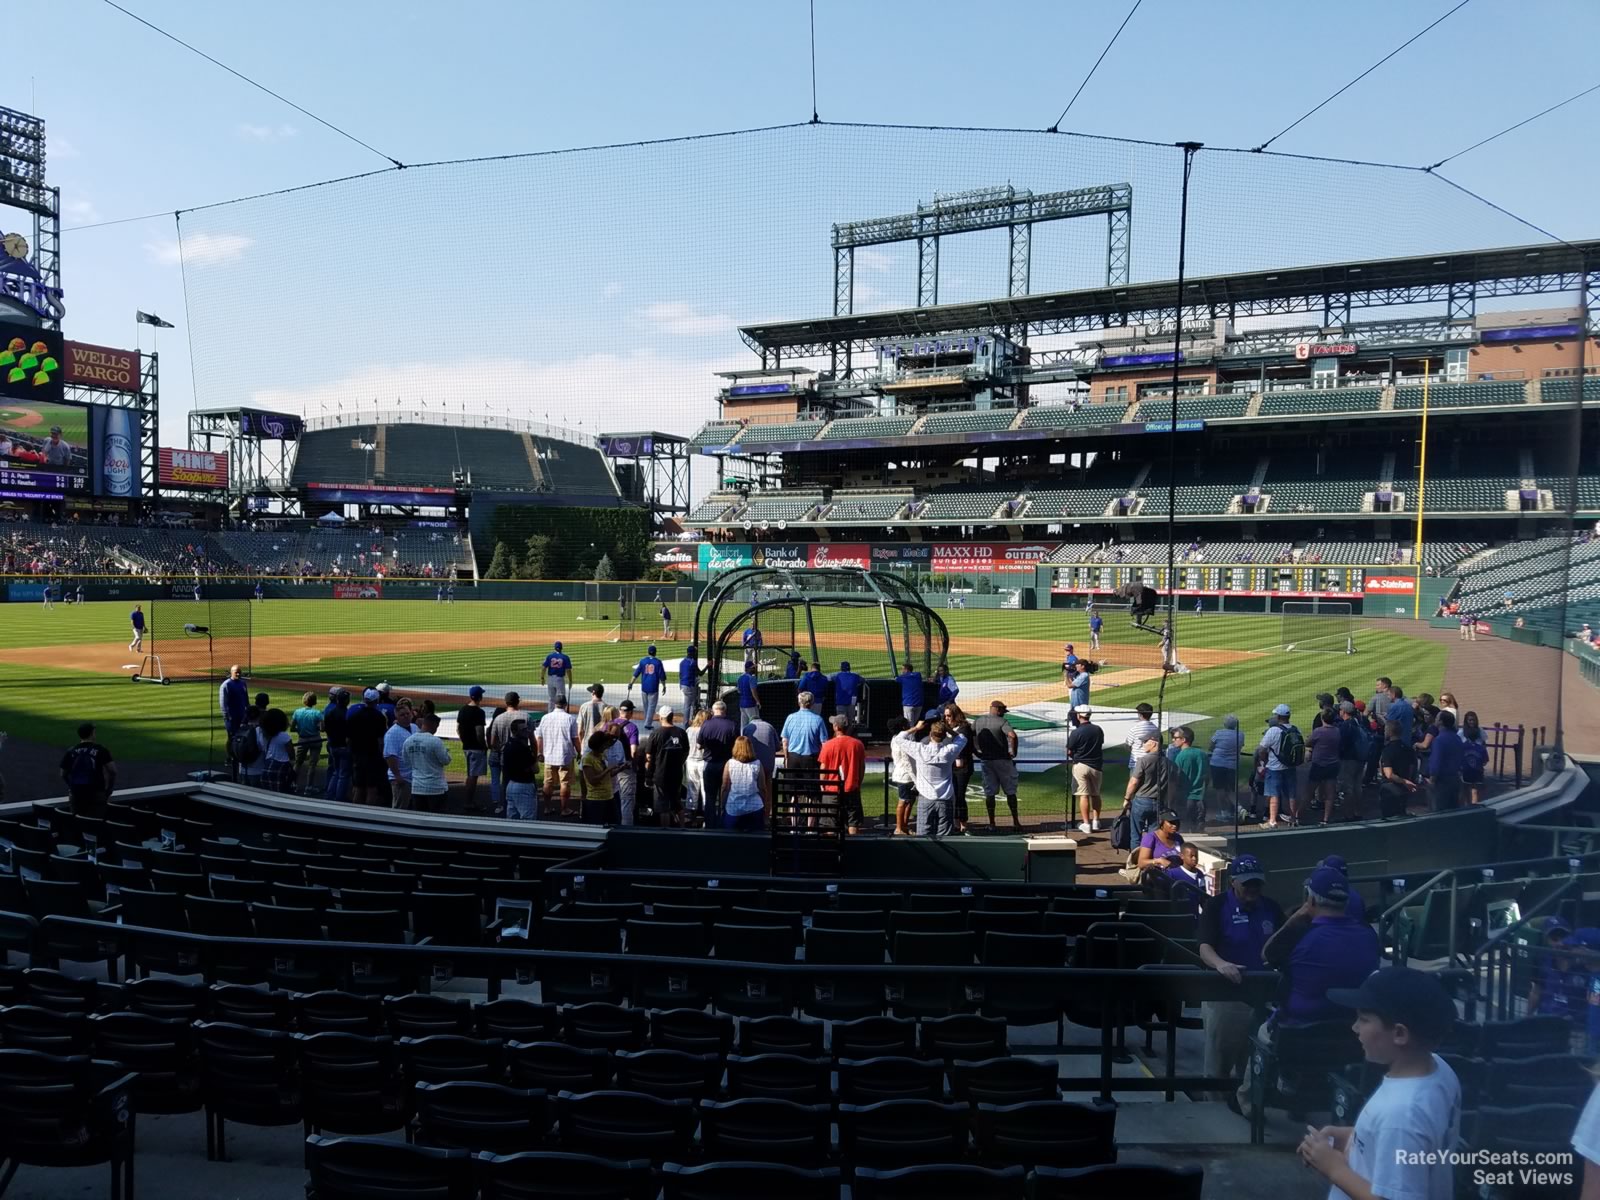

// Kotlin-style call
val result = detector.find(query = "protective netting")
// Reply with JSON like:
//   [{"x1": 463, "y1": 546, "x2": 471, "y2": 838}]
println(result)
[{"x1": 168, "y1": 123, "x2": 1592, "y2": 823}]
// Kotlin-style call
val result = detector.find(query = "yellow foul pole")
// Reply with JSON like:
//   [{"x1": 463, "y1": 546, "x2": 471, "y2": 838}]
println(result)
[{"x1": 1410, "y1": 361, "x2": 1431, "y2": 619}]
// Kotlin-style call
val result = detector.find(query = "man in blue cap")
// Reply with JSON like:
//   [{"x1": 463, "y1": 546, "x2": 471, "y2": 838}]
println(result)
[
  {"x1": 832, "y1": 660, "x2": 864, "y2": 733},
  {"x1": 631, "y1": 644, "x2": 666, "y2": 729},
  {"x1": 798, "y1": 660, "x2": 829, "y2": 710},
  {"x1": 1321, "y1": 854, "x2": 1368, "y2": 921},
  {"x1": 541, "y1": 641, "x2": 572, "y2": 709},
  {"x1": 678, "y1": 645, "x2": 702, "y2": 717},
  {"x1": 1199, "y1": 853, "x2": 1284, "y2": 1102}
]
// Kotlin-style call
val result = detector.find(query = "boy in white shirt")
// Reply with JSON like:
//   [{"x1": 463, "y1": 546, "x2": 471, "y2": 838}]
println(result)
[{"x1": 1300, "y1": 966, "x2": 1461, "y2": 1200}]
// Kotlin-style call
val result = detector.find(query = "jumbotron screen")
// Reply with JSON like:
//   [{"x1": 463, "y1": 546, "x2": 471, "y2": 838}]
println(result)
[{"x1": 0, "y1": 397, "x2": 89, "y2": 500}]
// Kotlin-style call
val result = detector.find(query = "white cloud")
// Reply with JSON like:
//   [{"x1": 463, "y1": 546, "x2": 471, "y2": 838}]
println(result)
[
  {"x1": 245, "y1": 349, "x2": 746, "y2": 440},
  {"x1": 236, "y1": 122, "x2": 299, "y2": 142},
  {"x1": 639, "y1": 300, "x2": 737, "y2": 337},
  {"x1": 602, "y1": 281, "x2": 623, "y2": 300},
  {"x1": 145, "y1": 232, "x2": 254, "y2": 268},
  {"x1": 857, "y1": 248, "x2": 895, "y2": 272},
  {"x1": 47, "y1": 135, "x2": 79, "y2": 160},
  {"x1": 64, "y1": 199, "x2": 101, "y2": 224}
]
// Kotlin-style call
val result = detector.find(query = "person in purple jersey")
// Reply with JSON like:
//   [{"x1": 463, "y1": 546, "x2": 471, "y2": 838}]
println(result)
[{"x1": 1198, "y1": 853, "x2": 1283, "y2": 1105}]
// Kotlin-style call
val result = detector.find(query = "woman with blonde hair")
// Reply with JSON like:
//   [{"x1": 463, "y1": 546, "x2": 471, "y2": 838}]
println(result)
[
  {"x1": 684, "y1": 709, "x2": 708, "y2": 818},
  {"x1": 720, "y1": 735, "x2": 772, "y2": 832}
]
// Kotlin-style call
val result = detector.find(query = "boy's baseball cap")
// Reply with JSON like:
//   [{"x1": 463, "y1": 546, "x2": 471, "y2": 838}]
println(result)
[
  {"x1": 1230, "y1": 854, "x2": 1266, "y2": 883},
  {"x1": 587, "y1": 683, "x2": 604, "y2": 695},
  {"x1": 1327, "y1": 967, "x2": 1457, "y2": 1042},
  {"x1": 1076, "y1": 705, "x2": 1091, "y2": 716},
  {"x1": 1321, "y1": 854, "x2": 1349, "y2": 873},
  {"x1": 468, "y1": 686, "x2": 485, "y2": 699},
  {"x1": 362, "y1": 688, "x2": 380, "y2": 702},
  {"x1": 1272, "y1": 703, "x2": 1292, "y2": 717},
  {"x1": 618, "y1": 700, "x2": 635, "y2": 712},
  {"x1": 1306, "y1": 865, "x2": 1351, "y2": 904}
]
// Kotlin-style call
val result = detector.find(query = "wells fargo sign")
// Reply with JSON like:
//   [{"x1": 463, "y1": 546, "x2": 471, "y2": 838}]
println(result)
[{"x1": 63, "y1": 342, "x2": 140, "y2": 392}]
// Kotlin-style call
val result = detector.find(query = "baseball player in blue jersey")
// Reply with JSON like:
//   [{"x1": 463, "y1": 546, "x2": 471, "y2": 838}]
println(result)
[
  {"x1": 541, "y1": 641, "x2": 572, "y2": 708},
  {"x1": 631, "y1": 644, "x2": 666, "y2": 729}
]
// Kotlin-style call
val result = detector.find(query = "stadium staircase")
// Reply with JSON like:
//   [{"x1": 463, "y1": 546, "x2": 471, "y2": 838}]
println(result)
[
  {"x1": 520, "y1": 434, "x2": 547, "y2": 489},
  {"x1": 1243, "y1": 393, "x2": 1264, "y2": 418},
  {"x1": 373, "y1": 426, "x2": 387, "y2": 478}
]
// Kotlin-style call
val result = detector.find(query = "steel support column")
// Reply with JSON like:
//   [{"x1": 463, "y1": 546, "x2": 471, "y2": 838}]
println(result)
[
  {"x1": 833, "y1": 245, "x2": 854, "y2": 317},
  {"x1": 1106, "y1": 208, "x2": 1131, "y2": 286},
  {"x1": 1447, "y1": 280, "x2": 1476, "y2": 322},
  {"x1": 917, "y1": 235, "x2": 940, "y2": 307}
]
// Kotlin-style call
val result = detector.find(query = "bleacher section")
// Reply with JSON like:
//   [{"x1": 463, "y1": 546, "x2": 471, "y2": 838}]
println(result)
[
  {"x1": 1131, "y1": 394, "x2": 1251, "y2": 423},
  {"x1": 530, "y1": 435, "x2": 619, "y2": 498},
  {"x1": 1540, "y1": 377, "x2": 1600, "y2": 404},
  {"x1": 1456, "y1": 535, "x2": 1600, "y2": 619},
  {"x1": 1024, "y1": 489, "x2": 1134, "y2": 519},
  {"x1": 287, "y1": 423, "x2": 615, "y2": 499},
  {"x1": 1257, "y1": 387, "x2": 1382, "y2": 416},
  {"x1": 817, "y1": 416, "x2": 918, "y2": 441},
  {"x1": 288, "y1": 426, "x2": 379, "y2": 487},
  {"x1": 1392, "y1": 380, "x2": 1526, "y2": 410},
  {"x1": 734, "y1": 421, "x2": 828, "y2": 446},
  {"x1": 687, "y1": 494, "x2": 740, "y2": 523},
  {"x1": 688, "y1": 422, "x2": 741, "y2": 452},
  {"x1": 823, "y1": 493, "x2": 911, "y2": 522},
  {"x1": 740, "y1": 493, "x2": 823, "y2": 522},
  {"x1": 1260, "y1": 453, "x2": 1372, "y2": 513},
  {"x1": 1017, "y1": 403, "x2": 1127, "y2": 430},
  {"x1": 911, "y1": 491, "x2": 1013, "y2": 521},
  {"x1": 918, "y1": 410, "x2": 1017, "y2": 436}
]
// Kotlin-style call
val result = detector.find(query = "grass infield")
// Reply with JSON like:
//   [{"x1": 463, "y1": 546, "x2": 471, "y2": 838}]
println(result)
[{"x1": 0, "y1": 598, "x2": 1449, "y2": 818}]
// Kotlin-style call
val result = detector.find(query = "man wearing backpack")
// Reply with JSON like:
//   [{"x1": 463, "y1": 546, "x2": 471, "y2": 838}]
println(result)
[
  {"x1": 1257, "y1": 703, "x2": 1304, "y2": 829},
  {"x1": 60, "y1": 723, "x2": 115, "y2": 817},
  {"x1": 232, "y1": 707, "x2": 267, "y2": 788}
]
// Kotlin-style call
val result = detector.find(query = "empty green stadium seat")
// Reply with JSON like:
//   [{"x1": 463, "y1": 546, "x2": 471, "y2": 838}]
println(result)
[
  {"x1": 1258, "y1": 388, "x2": 1382, "y2": 416},
  {"x1": 919, "y1": 410, "x2": 1018, "y2": 436},
  {"x1": 818, "y1": 417, "x2": 918, "y2": 441},
  {"x1": 1392, "y1": 381, "x2": 1526, "y2": 410}
]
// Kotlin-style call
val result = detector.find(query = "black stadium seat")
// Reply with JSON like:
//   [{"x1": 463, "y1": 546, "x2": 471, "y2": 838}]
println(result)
[
  {"x1": 661, "y1": 1160, "x2": 842, "y2": 1200},
  {"x1": 851, "y1": 1163, "x2": 1027, "y2": 1200},
  {"x1": 697, "y1": 1097, "x2": 833, "y2": 1167},
  {"x1": 303, "y1": 1134, "x2": 475, "y2": 1200},
  {"x1": 410, "y1": 1081, "x2": 550, "y2": 1154},
  {"x1": 474, "y1": 1150, "x2": 654, "y2": 1200}
]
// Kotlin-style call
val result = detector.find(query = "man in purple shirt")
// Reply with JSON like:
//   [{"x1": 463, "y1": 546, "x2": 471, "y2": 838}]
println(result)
[
  {"x1": 1235, "y1": 865, "x2": 1378, "y2": 1114},
  {"x1": 1264, "y1": 865, "x2": 1380, "y2": 1025}
]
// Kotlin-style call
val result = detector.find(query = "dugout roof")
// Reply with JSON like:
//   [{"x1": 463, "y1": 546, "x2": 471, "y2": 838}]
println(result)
[{"x1": 738, "y1": 239, "x2": 1600, "y2": 357}]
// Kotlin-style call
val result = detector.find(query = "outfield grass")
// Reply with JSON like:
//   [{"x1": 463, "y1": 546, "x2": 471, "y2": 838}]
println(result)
[{"x1": 0, "y1": 600, "x2": 1450, "y2": 821}]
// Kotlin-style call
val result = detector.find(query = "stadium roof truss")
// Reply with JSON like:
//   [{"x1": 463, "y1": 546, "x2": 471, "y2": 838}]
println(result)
[
  {"x1": 831, "y1": 183, "x2": 1133, "y2": 317},
  {"x1": 743, "y1": 240, "x2": 1600, "y2": 362}
]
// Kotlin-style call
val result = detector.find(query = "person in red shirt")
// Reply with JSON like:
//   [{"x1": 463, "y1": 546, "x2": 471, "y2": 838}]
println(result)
[{"x1": 817, "y1": 713, "x2": 867, "y2": 834}]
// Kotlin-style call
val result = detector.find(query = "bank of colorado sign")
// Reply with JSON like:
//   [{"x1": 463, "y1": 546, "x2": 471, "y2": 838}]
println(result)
[
  {"x1": 932, "y1": 542, "x2": 1055, "y2": 573},
  {"x1": 158, "y1": 448, "x2": 229, "y2": 489}
]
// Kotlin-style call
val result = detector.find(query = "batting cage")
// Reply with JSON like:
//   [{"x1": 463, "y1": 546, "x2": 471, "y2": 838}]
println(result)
[
  {"x1": 694, "y1": 565, "x2": 950, "y2": 740},
  {"x1": 581, "y1": 583, "x2": 695, "y2": 642},
  {"x1": 135, "y1": 599, "x2": 253, "y2": 686},
  {"x1": 1280, "y1": 601, "x2": 1357, "y2": 655}
]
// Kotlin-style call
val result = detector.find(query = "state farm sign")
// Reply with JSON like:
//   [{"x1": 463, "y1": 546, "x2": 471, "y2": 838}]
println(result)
[
  {"x1": 933, "y1": 542, "x2": 1057, "y2": 573},
  {"x1": 1362, "y1": 575, "x2": 1416, "y2": 594}
]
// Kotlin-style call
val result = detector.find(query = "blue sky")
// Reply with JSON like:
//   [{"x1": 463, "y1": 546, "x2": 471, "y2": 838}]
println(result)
[{"x1": 7, "y1": 0, "x2": 1598, "y2": 458}]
